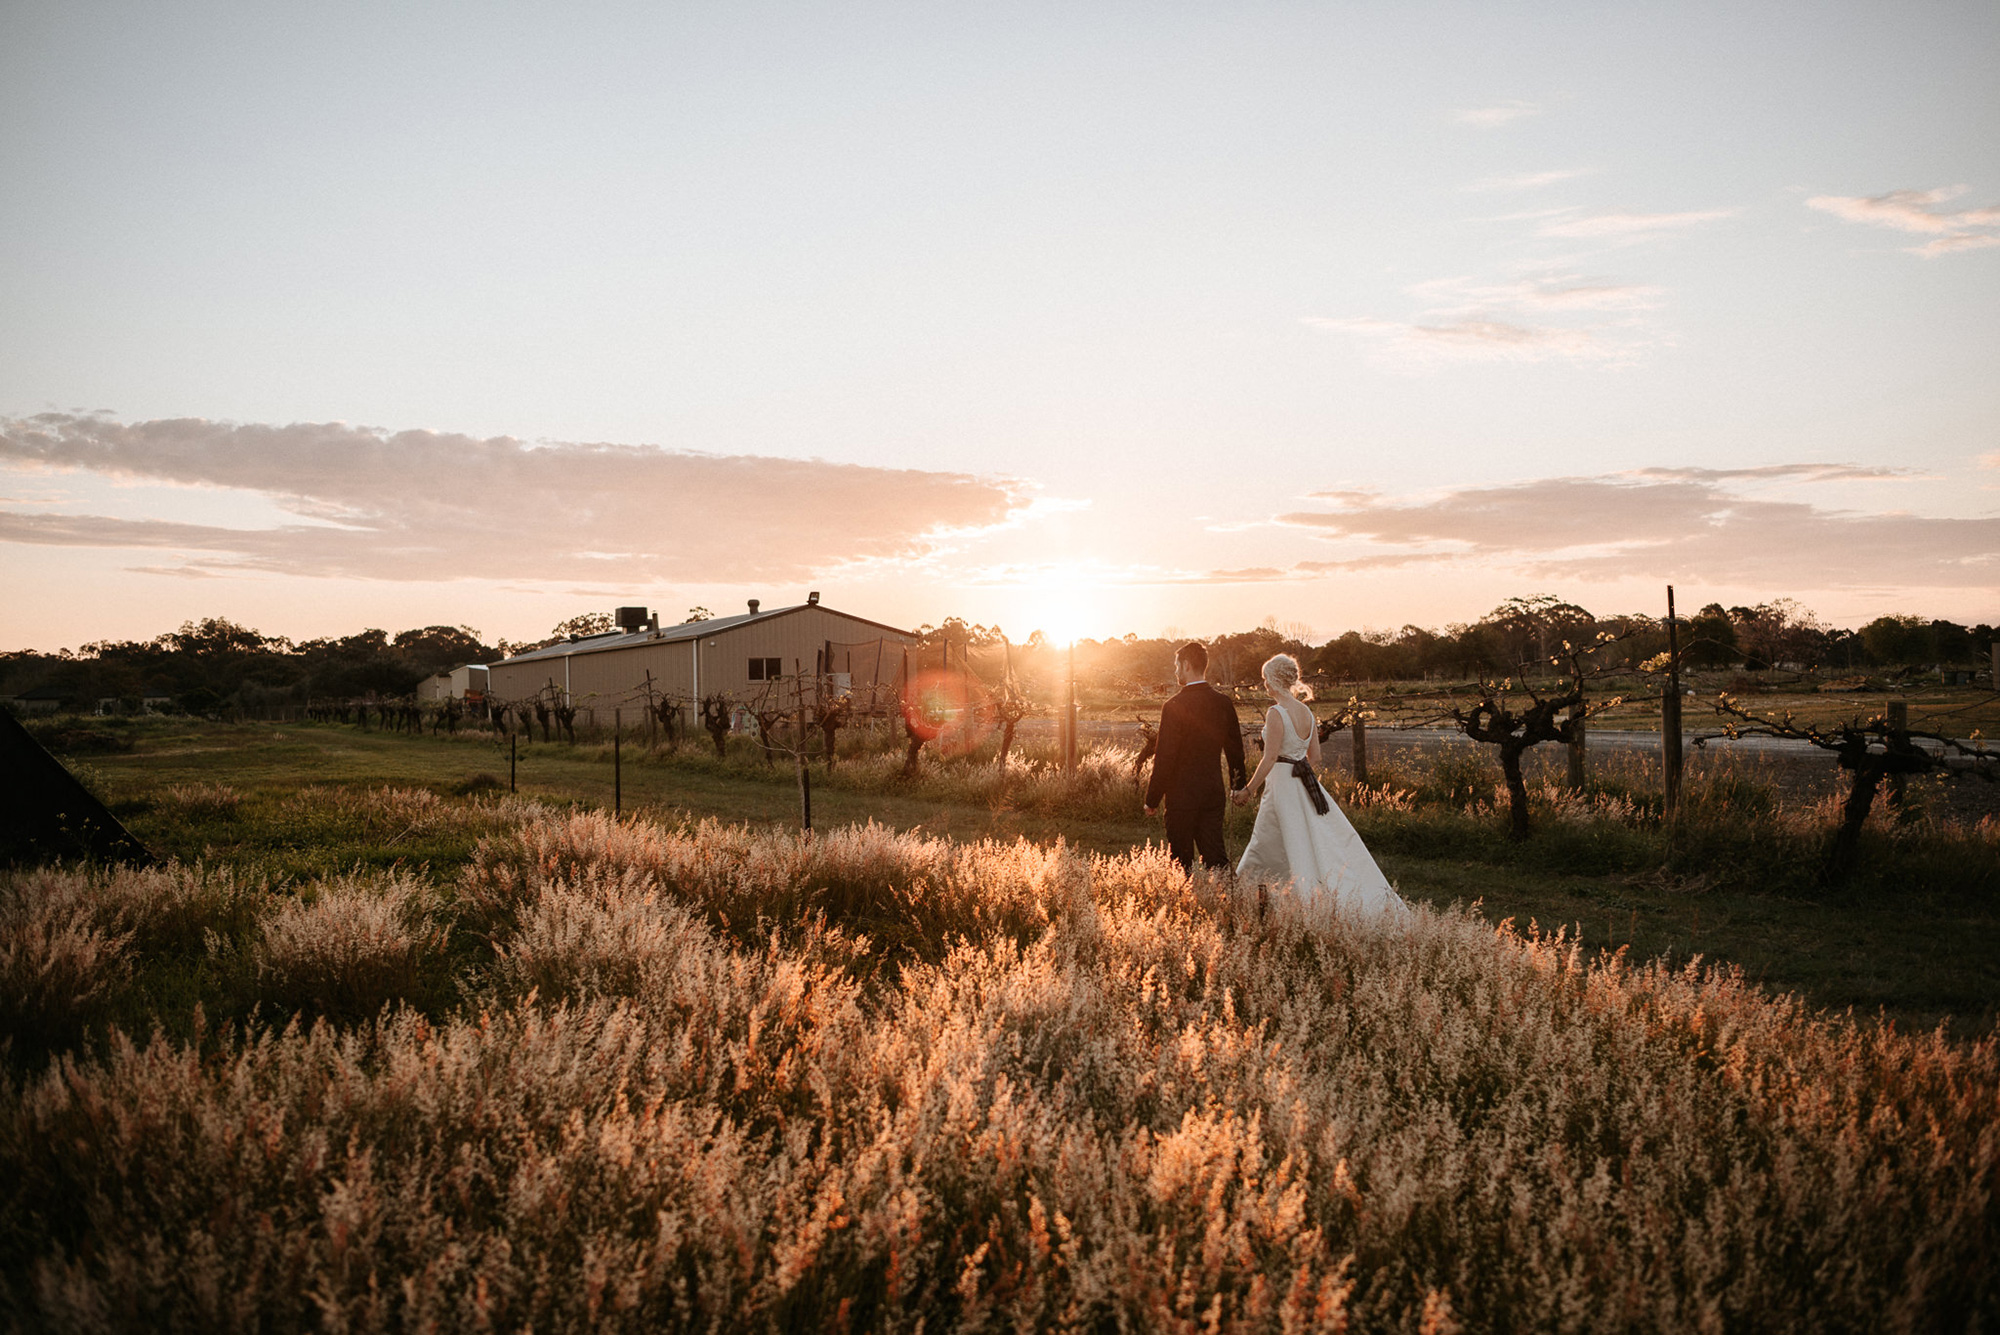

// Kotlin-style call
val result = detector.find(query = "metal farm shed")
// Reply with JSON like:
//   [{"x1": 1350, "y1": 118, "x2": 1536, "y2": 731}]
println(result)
[
  {"x1": 416, "y1": 663, "x2": 490, "y2": 703},
  {"x1": 484, "y1": 596, "x2": 917, "y2": 712}
]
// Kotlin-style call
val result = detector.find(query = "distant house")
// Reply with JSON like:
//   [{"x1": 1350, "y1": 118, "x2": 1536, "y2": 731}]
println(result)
[
  {"x1": 94, "y1": 690, "x2": 174, "y2": 716},
  {"x1": 416, "y1": 663, "x2": 490, "y2": 703},
  {"x1": 4, "y1": 682, "x2": 70, "y2": 715},
  {"x1": 484, "y1": 595, "x2": 916, "y2": 711}
]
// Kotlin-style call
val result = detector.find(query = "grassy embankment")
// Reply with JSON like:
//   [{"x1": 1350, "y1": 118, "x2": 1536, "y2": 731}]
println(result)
[{"x1": 42, "y1": 712, "x2": 2000, "y2": 1037}]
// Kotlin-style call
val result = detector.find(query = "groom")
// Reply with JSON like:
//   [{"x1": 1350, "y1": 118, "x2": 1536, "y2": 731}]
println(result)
[{"x1": 1143, "y1": 642, "x2": 1248, "y2": 872}]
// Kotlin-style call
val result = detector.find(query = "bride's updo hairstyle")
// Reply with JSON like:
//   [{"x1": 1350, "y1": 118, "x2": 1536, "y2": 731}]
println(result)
[{"x1": 1261, "y1": 653, "x2": 1312, "y2": 701}]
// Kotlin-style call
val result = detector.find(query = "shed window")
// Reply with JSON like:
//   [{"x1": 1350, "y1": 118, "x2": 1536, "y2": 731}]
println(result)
[{"x1": 747, "y1": 657, "x2": 784, "y2": 681}]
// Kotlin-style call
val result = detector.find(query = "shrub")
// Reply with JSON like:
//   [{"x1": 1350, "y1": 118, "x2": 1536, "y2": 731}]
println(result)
[
  {"x1": 159, "y1": 782, "x2": 242, "y2": 822},
  {"x1": 275, "y1": 785, "x2": 534, "y2": 842},
  {"x1": 461, "y1": 811, "x2": 1093, "y2": 975},
  {"x1": 24, "y1": 719, "x2": 136, "y2": 754},
  {"x1": 3, "y1": 861, "x2": 257, "y2": 957},
  {"x1": 0, "y1": 862, "x2": 265, "y2": 1048},
  {"x1": 254, "y1": 873, "x2": 439, "y2": 1017},
  {"x1": 487, "y1": 881, "x2": 713, "y2": 1002},
  {"x1": 0, "y1": 893, "x2": 130, "y2": 1051}
]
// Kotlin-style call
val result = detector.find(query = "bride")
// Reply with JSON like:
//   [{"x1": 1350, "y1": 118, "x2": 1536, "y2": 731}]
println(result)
[{"x1": 1231, "y1": 653, "x2": 1407, "y2": 919}]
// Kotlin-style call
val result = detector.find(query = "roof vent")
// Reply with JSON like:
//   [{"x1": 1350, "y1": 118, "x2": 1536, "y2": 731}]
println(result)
[
  {"x1": 807, "y1": 591, "x2": 820, "y2": 606},
  {"x1": 615, "y1": 606, "x2": 649, "y2": 632},
  {"x1": 747, "y1": 598, "x2": 761, "y2": 616}
]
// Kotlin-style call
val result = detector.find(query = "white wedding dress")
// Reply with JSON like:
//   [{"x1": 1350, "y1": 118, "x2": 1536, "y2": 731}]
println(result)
[{"x1": 1236, "y1": 704, "x2": 1407, "y2": 920}]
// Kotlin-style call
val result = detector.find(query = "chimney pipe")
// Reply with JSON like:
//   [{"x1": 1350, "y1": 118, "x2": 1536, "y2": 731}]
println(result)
[{"x1": 748, "y1": 599, "x2": 760, "y2": 616}]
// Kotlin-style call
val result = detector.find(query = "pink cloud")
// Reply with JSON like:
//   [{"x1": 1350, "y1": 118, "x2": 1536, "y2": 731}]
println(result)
[
  {"x1": 1806, "y1": 186, "x2": 2000, "y2": 258},
  {"x1": 1304, "y1": 314, "x2": 1633, "y2": 367},
  {"x1": 1308, "y1": 263, "x2": 1678, "y2": 369},
  {"x1": 1409, "y1": 274, "x2": 1664, "y2": 314},
  {"x1": 1536, "y1": 209, "x2": 1736, "y2": 239},
  {"x1": 1274, "y1": 468, "x2": 1999, "y2": 589},
  {"x1": 0, "y1": 414, "x2": 1028, "y2": 583}
]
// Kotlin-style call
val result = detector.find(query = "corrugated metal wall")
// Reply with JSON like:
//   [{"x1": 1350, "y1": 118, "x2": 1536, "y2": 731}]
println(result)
[{"x1": 485, "y1": 607, "x2": 913, "y2": 708}]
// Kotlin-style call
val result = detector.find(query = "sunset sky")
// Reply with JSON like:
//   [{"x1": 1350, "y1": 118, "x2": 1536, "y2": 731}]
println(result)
[{"x1": 3, "y1": 1, "x2": 1996, "y2": 651}]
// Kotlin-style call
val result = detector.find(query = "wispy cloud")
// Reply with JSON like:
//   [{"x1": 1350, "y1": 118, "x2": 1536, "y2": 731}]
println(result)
[
  {"x1": 1455, "y1": 101, "x2": 1540, "y2": 127},
  {"x1": 1806, "y1": 186, "x2": 2000, "y2": 257},
  {"x1": 1304, "y1": 270, "x2": 1662, "y2": 368},
  {"x1": 1628, "y1": 463, "x2": 1912, "y2": 484},
  {"x1": 1308, "y1": 177, "x2": 1735, "y2": 369},
  {"x1": 1464, "y1": 168, "x2": 1592, "y2": 193},
  {"x1": 0, "y1": 415, "x2": 1029, "y2": 582},
  {"x1": 1306, "y1": 316, "x2": 1625, "y2": 366},
  {"x1": 1536, "y1": 209, "x2": 1737, "y2": 240},
  {"x1": 1270, "y1": 467, "x2": 1997, "y2": 588},
  {"x1": 1409, "y1": 274, "x2": 1664, "y2": 314}
]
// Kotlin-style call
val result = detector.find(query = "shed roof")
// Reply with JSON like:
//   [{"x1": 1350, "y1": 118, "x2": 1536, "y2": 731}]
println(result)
[{"x1": 491, "y1": 604, "x2": 916, "y2": 668}]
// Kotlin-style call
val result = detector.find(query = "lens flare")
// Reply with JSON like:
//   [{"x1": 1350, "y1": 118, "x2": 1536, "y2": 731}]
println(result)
[{"x1": 900, "y1": 669, "x2": 993, "y2": 756}]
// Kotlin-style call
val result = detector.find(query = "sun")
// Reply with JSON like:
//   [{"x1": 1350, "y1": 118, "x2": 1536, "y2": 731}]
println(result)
[{"x1": 1033, "y1": 589, "x2": 1094, "y2": 646}]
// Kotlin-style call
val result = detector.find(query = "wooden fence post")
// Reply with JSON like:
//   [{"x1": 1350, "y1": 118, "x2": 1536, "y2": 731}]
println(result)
[
  {"x1": 1568, "y1": 714, "x2": 1587, "y2": 790},
  {"x1": 1664, "y1": 585, "x2": 1684, "y2": 815},
  {"x1": 643, "y1": 670, "x2": 657, "y2": 748},
  {"x1": 796, "y1": 659, "x2": 812, "y2": 831},
  {"x1": 1064, "y1": 639, "x2": 1077, "y2": 775},
  {"x1": 1351, "y1": 716, "x2": 1369, "y2": 785},
  {"x1": 613, "y1": 709, "x2": 622, "y2": 817},
  {"x1": 1886, "y1": 699, "x2": 1909, "y2": 815},
  {"x1": 1662, "y1": 688, "x2": 1683, "y2": 812}
]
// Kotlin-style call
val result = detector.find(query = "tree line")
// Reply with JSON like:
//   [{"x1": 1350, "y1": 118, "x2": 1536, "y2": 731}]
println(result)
[
  {"x1": 1270, "y1": 598, "x2": 1991, "y2": 684},
  {"x1": 4, "y1": 595, "x2": 1993, "y2": 717},
  {"x1": 0, "y1": 619, "x2": 497, "y2": 715}
]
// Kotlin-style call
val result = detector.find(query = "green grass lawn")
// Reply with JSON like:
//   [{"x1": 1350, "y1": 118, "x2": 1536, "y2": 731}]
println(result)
[{"x1": 70, "y1": 716, "x2": 2000, "y2": 1039}]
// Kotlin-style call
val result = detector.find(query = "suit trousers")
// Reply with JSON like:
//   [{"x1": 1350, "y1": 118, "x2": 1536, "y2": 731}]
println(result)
[{"x1": 1163, "y1": 802, "x2": 1229, "y2": 873}]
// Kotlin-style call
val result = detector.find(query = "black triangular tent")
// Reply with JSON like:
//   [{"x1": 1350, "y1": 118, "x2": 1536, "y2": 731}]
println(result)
[{"x1": 0, "y1": 710, "x2": 152, "y2": 866}]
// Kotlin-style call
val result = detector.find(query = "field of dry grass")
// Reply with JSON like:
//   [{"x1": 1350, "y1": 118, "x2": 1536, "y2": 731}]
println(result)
[
  {"x1": 3, "y1": 793, "x2": 1997, "y2": 1330},
  {"x1": 38, "y1": 713, "x2": 2000, "y2": 1037}
]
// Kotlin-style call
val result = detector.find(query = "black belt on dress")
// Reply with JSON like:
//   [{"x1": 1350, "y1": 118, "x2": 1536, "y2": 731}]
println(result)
[{"x1": 1280, "y1": 756, "x2": 1330, "y2": 815}]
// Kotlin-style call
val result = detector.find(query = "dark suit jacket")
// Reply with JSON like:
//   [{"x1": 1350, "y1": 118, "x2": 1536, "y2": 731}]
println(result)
[{"x1": 1145, "y1": 682, "x2": 1248, "y2": 813}]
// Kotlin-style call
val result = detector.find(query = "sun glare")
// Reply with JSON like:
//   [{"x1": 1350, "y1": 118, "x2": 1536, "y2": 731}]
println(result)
[{"x1": 1024, "y1": 579, "x2": 1096, "y2": 646}]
